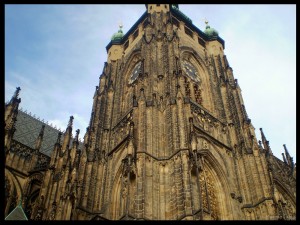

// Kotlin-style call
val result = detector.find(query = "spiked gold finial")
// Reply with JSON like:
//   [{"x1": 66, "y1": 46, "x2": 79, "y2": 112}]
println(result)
[
  {"x1": 204, "y1": 18, "x2": 210, "y2": 29},
  {"x1": 119, "y1": 22, "x2": 123, "y2": 30}
]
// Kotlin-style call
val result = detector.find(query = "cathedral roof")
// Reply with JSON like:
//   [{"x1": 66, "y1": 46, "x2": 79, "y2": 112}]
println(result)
[
  {"x1": 106, "y1": 5, "x2": 225, "y2": 53},
  {"x1": 171, "y1": 4, "x2": 192, "y2": 23},
  {"x1": 13, "y1": 109, "x2": 83, "y2": 157}
]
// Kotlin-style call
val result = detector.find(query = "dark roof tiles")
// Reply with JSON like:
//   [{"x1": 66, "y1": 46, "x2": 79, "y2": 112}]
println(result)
[{"x1": 13, "y1": 110, "x2": 83, "y2": 157}]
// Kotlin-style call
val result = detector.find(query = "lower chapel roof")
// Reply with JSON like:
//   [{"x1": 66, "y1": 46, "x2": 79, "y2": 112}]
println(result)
[{"x1": 13, "y1": 109, "x2": 83, "y2": 157}]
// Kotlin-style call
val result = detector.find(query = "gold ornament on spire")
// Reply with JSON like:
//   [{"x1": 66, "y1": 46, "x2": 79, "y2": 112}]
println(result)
[
  {"x1": 204, "y1": 18, "x2": 209, "y2": 25},
  {"x1": 118, "y1": 21, "x2": 123, "y2": 30}
]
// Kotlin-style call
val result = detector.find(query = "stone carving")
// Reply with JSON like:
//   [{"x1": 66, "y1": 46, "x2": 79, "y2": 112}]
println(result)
[
  {"x1": 194, "y1": 85, "x2": 202, "y2": 105},
  {"x1": 48, "y1": 202, "x2": 57, "y2": 220},
  {"x1": 34, "y1": 154, "x2": 50, "y2": 170},
  {"x1": 202, "y1": 140, "x2": 209, "y2": 150},
  {"x1": 34, "y1": 207, "x2": 43, "y2": 220},
  {"x1": 111, "y1": 110, "x2": 133, "y2": 150},
  {"x1": 10, "y1": 141, "x2": 35, "y2": 159},
  {"x1": 4, "y1": 5, "x2": 295, "y2": 221}
]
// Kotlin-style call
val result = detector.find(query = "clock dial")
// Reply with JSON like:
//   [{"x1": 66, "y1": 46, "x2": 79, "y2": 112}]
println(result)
[
  {"x1": 129, "y1": 61, "x2": 142, "y2": 84},
  {"x1": 182, "y1": 60, "x2": 200, "y2": 83}
]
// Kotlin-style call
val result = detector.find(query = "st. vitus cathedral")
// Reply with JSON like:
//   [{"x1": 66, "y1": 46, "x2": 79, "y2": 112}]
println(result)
[{"x1": 4, "y1": 4, "x2": 296, "y2": 220}]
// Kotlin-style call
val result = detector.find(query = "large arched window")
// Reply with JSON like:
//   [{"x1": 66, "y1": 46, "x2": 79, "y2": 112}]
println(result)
[{"x1": 180, "y1": 50, "x2": 215, "y2": 113}]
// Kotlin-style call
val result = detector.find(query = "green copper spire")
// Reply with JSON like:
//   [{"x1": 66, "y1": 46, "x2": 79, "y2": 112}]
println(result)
[
  {"x1": 111, "y1": 24, "x2": 124, "y2": 41},
  {"x1": 204, "y1": 20, "x2": 219, "y2": 38}
]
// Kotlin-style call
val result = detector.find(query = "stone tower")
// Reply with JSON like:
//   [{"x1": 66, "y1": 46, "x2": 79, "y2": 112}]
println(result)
[{"x1": 16, "y1": 4, "x2": 294, "y2": 220}]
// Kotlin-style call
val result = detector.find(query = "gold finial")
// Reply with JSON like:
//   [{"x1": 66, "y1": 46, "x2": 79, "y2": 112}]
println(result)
[
  {"x1": 204, "y1": 18, "x2": 210, "y2": 29},
  {"x1": 204, "y1": 18, "x2": 209, "y2": 25},
  {"x1": 118, "y1": 21, "x2": 123, "y2": 30}
]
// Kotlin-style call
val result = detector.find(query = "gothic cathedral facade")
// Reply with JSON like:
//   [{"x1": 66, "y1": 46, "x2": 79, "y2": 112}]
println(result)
[{"x1": 5, "y1": 4, "x2": 296, "y2": 220}]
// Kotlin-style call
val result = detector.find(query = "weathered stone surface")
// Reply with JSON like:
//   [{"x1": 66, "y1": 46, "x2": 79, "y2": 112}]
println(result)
[{"x1": 4, "y1": 4, "x2": 295, "y2": 221}]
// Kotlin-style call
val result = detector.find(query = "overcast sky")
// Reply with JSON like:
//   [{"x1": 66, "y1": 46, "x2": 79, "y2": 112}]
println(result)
[{"x1": 5, "y1": 4, "x2": 296, "y2": 162}]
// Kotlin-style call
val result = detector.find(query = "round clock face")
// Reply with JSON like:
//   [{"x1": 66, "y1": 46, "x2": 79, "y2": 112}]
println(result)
[
  {"x1": 182, "y1": 60, "x2": 200, "y2": 83},
  {"x1": 129, "y1": 61, "x2": 142, "y2": 84}
]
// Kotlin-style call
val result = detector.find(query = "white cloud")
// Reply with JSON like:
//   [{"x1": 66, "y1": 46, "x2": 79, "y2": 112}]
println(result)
[{"x1": 47, "y1": 119, "x2": 66, "y2": 132}]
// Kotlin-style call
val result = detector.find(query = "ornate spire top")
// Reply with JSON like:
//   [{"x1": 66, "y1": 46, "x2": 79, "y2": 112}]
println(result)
[
  {"x1": 94, "y1": 86, "x2": 99, "y2": 97},
  {"x1": 258, "y1": 140, "x2": 263, "y2": 150},
  {"x1": 56, "y1": 132, "x2": 62, "y2": 144},
  {"x1": 83, "y1": 127, "x2": 89, "y2": 146},
  {"x1": 67, "y1": 116, "x2": 74, "y2": 128},
  {"x1": 9, "y1": 87, "x2": 21, "y2": 104},
  {"x1": 119, "y1": 22, "x2": 123, "y2": 30},
  {"x1": 62, "y1": 116, "x2": 74, "y2": 152},
  {"x1": 259, "y1": 128, "x2": 272, "y2": 155},
  {"x1": 259, "y1": 128, "x2": 267, "y2": 143},
  {"x1": 35, "y1": 125, "x2": 45, "y2": 151},
  {"x1": 111, "y1": 23, "x2": 124, "y2": 41},
  {"x1": 282, "y1": 153, "x2": 288, "y2": 164},
  {"x1": 75, "y1": 129, "x2": 80, "y2": 142},
  {"x1": 13, "y1": 87, "x2": 21, "y2": 98},
  {"x1": 283, "y1": 144, "x2": 290, "y2": 156},
  {"x1": 204, "y1": 19, "x2": 219, "y2": 38},
  {"x1": 283, "y1": 144, "x2": 294, "y2": 168},
  {"x1": 205, "y1": 19, "x2": 209, "y2": 28}
]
